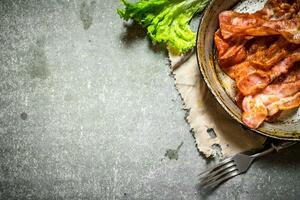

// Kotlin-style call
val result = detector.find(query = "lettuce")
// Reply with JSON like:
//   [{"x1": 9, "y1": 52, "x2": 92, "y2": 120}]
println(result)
[{"x1": 117, "y1": 0, "x2": 210, "y2": 54}]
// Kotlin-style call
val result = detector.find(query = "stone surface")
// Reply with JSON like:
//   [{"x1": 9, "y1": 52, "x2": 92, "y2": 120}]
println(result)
[{"x1": 0, "y1": 0, "x2": 299, "y2": 199}]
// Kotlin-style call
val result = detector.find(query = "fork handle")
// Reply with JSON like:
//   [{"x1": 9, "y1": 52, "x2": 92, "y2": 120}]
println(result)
[
  {"x1": 250, "y1": 141, "x2": 297, "y2": 159},
  {"x1": 272, "y1": 141, "x2": 297, "y2": 152}
]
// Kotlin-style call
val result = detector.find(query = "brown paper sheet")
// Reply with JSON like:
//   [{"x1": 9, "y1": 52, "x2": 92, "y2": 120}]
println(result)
[{"x1": 169, "y1": 52, "x2": 266, "y2": 158}]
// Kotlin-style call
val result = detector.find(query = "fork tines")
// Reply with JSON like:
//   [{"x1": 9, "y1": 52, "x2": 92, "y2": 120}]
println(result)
[{"x1": 199, "y1": 157, "x2": 239, "y2": 189}]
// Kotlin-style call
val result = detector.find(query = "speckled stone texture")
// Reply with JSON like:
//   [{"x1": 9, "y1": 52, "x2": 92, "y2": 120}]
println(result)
[{"x1": 0, "y1": 0, "x2": 300, "y2": 199}]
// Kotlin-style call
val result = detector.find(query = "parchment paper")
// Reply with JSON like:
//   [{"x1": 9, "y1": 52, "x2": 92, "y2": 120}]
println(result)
[{"x1": 169, "y1": 52, "x2": 266, "y2": 158}]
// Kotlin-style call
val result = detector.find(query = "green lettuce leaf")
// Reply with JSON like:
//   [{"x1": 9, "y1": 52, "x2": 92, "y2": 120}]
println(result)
[{"x1": 117, "y1": 0, "x2": 210, "y2": 54}]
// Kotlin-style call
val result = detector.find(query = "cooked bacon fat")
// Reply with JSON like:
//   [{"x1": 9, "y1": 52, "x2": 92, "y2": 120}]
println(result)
[{"x1": 215, "y1": 0, "x2": 300, "y2": 128}]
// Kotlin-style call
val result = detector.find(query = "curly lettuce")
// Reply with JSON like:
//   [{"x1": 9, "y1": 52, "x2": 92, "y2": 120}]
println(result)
[{"x1": 117, "y1": 0, "x2": 210, "y2": 54}]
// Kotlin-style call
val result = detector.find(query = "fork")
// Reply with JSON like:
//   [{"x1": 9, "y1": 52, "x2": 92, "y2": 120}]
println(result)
[{"x1": 199, "y1": 141, "x2": 297, "y2": 190}]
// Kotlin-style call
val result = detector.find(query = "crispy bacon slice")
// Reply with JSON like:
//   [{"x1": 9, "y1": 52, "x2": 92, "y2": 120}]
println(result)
[
  {"x1": 234, "y1": 48, "x2": 300, "y2": 96},
  {"x1": 242, "y1": 67, "x2": 300, "y2": 128},
  {"x1": 233, "y1": 61, "x2": 269, "y2": 96},
  {"x1": 259, "y1": 0, "x2": 300, "y2": 20},
  {"x1": 234, "y1": 62, "x2": 269, "y2": 96},
  {"x1": 265, "y1": 19, "x2": 300, "y2": 44},
  {"x1": 219, "y1": 11, "x2": 300, "y2": 44},
  {"x1": 214, "y1": 30, "x2": 247, "y2": 77},
  {"x1": 269, "y1": 49, "x2": 300, "y2": 79},
  {"x1": 247, "y1": 37, "x2": 289, "y2": 70},
  {"x1": 241, "y1": 96, "x2": 268, "y2": 129}
]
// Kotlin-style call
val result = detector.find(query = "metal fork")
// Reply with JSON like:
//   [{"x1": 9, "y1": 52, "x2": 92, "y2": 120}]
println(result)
[{"x1": 199, "y1": 141, "x2": 297, "y2": 190}]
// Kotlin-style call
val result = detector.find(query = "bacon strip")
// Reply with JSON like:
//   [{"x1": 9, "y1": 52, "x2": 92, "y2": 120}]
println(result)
[
  {"x1": 219, "y1": 11, "x2": 300, "y2": 44},
  {"x1": 259, "y1": 0, "x2": 300, "y2": 20},
  {"x1": 214, "y1": 31, "x2": 247, "y2": 77},
  {"x1": 234, "y1": 49, "x2": 300, "y2": 96},
  {"x1": 242, "y1": 68, "x2": 300, "y2": 128},
  {"x1": 247, "y1": 37, "x2": 289, "y2": 70}
]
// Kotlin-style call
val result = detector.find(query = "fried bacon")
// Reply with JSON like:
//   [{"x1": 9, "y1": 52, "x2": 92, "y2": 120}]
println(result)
[
  {"x1": 219, "y1": 0, "x2": 300, "y2": 43},
  {"x1": 260, "y1": 0, "x2": 300, "y2": 20},
  {"x1": 242, "y1": 68, "x2": 300, "y2": 128},
  {"x1": 234, "y1": 48, "x2": 300, "y2": 96},
  {"x1": 214, "y1": 0, "x2": 300, "y2": 128},
  {"x1": 257, "y1": 0, "x2": 300, "y2": 20},
  {"x1": 214, "y1": 30, "x2": 247, "y2": 76},
  {"x1": 219, "y1": 11, "x2": 300, "y2": 44},
  {"x1": 247, "y1": 37, "x2": 289, "y2": 70}
]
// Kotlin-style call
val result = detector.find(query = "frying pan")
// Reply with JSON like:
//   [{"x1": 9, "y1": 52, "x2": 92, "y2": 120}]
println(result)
[{"x1": 196, "y1": 0, "x2": 300, "y2": 140}]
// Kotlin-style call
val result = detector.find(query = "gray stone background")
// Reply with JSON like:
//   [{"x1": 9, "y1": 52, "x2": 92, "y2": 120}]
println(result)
[{"x1": 0, "y1": 0, "x2": 300, "y2": 199}]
